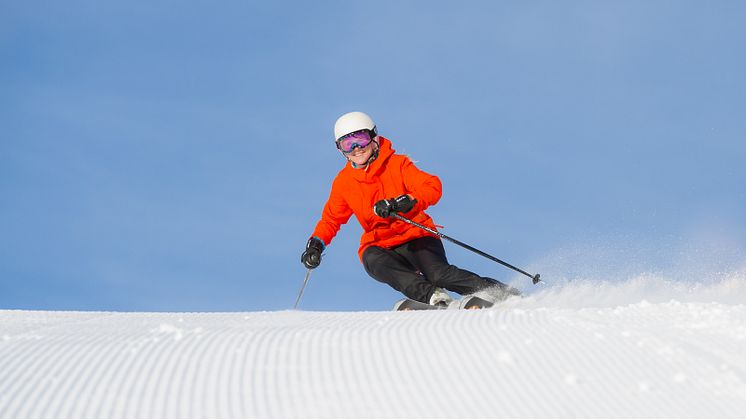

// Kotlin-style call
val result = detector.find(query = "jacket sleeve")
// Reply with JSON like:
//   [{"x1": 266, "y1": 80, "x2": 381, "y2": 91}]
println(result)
[
  {"x1": 311, "y1": 177, "x2": 353, "y2": 246},
  {"x1": 401, "y1": 157, "x2": 442, "y2": 213}
]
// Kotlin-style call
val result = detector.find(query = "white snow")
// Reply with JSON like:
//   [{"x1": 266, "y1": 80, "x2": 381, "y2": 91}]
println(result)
[{"x1": 1, "y1": 275, "x2": 745, "y2": 418}]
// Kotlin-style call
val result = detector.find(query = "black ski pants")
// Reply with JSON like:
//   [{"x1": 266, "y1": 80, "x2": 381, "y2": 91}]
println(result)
[{"x1": 362, "y1": 236, "x2": 504, "y2": 303}]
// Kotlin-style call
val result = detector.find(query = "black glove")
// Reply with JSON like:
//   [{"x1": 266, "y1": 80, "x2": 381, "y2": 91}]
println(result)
[
  {"x1": 301, "y1": 237, "x2": 325, "y2": 269},
  {"x1": 373, "y1": 194, "x2": 417, "y2": 218}
]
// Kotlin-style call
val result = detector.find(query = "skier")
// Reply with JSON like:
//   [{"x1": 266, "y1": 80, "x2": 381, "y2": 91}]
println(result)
[{"x1": 300, "y1": 111, "x2": 516, "y2": 307}]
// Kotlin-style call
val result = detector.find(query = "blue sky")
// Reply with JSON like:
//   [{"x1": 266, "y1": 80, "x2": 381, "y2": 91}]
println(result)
[{"x1": 2, "y1": 0, "x2": 745, "y2": 312}]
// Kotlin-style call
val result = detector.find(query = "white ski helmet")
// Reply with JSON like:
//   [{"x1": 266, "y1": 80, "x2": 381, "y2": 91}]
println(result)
[{"x1": 334, "y1": 111, "x2": 377, "y2": 141}]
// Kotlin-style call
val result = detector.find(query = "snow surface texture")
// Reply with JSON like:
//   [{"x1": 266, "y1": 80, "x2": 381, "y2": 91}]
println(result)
[{"x1": 1, "y1": 275, "x2": 745, "y2": 419}]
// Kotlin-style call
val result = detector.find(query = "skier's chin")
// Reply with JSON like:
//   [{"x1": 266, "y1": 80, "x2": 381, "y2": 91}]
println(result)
[{"x1": 349, "y1": 153, "x2": 371, "y2": 167}]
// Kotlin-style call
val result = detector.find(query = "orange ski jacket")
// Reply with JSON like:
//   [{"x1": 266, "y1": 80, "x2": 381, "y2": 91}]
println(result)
[{"x1": 311, "y1": 137, "x2": 442, "y2": 261}]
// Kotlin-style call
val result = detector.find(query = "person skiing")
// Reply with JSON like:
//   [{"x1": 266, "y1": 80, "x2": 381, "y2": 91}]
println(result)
[{"x1": 301, "y1": 111, "x2": 516, "y2": 307}]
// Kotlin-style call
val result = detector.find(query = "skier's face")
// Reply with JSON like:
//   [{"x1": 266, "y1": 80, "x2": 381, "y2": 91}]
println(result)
[{"x1": 346, "y1": 140, "x2": 375, "y2": 167}]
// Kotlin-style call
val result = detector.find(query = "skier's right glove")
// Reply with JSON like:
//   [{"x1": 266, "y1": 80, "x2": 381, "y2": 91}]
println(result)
[{"x1": 301, "y1": 237, "x2": 325, "y2": 269}]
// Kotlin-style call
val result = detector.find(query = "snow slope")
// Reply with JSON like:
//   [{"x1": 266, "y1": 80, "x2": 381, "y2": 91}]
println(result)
[{"x1": 1, "y1": 276, "x2": 745, "y2": 419}]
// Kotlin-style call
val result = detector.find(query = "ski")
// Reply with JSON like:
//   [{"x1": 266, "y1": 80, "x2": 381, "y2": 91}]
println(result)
[
  {"x1": 393, "y1": 295, "x2": 495, "y2": 311},
  {"x1": 459, "y1": 295, "x2": 494, "y2": 310},
  {"x1": 393, "y1": 298, "x2": 446, "y2": 311}
]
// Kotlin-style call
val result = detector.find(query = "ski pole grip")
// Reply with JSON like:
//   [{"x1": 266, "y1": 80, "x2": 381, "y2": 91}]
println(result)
[{"x1": 532, "y1": 274, "x2": 541, "y2": 284}]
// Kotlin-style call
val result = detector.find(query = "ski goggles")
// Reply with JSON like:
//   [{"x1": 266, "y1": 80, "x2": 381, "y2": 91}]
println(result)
[{"x1": 336, "y1": 130, "x2": 374, "y2": 154}]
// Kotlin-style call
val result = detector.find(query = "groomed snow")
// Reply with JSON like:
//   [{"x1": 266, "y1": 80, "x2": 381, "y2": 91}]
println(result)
[{"x1": 1, "y1": 275, "x2": 745, "y2": 418}]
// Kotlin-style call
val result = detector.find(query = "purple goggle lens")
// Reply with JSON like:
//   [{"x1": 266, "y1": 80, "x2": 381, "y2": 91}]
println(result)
[{"x1": 337, "y1": 130, "x2": 373, "y2": 153}]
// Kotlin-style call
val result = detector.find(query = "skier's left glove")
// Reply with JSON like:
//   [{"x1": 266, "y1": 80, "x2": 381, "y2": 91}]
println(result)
[
  {"x1": 301, "y1": 237, "x2": 325, "y2": 269},
  {"x1": 374, "y1": 194, "x2": 417, "y2": 218}
]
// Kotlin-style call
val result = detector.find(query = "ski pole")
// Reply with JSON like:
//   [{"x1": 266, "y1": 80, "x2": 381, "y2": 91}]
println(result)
[
  {"x1": 390, "y1": 213, "x2": 542, "y2": 284},
  {"x1": 294, "y1": 269, "x2": 313, "y2": 309}
]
